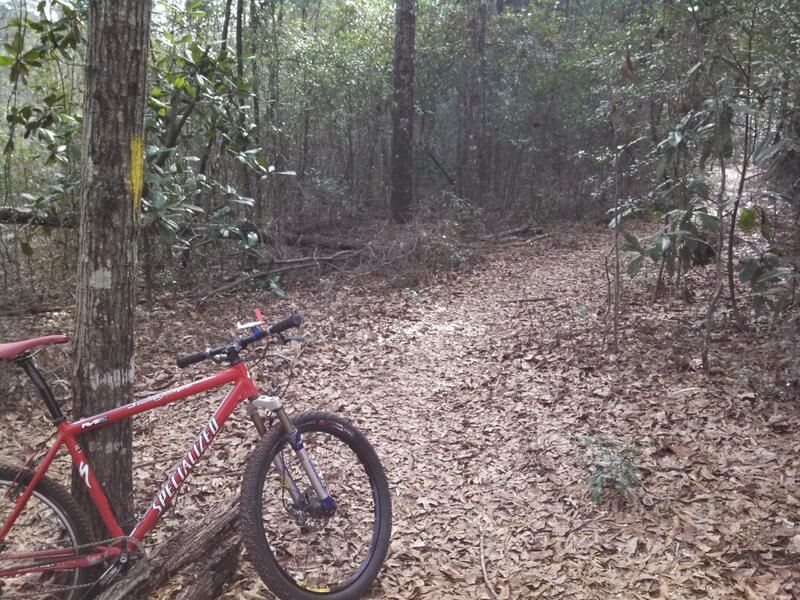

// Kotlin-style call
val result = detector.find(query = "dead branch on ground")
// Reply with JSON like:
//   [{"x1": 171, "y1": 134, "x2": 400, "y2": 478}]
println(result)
[
  {"x1": 502, "y1": 296, "x2": 556, "y2": 304},
  {"x1": 476, "y1": 221, "x2": 534, "y2": 241},
  {"x1": 479, "y1": 522, "x2": 500, "y2": 600},
  {"x1": 200, "y1": 249, "x2": 358, "y2": 301},
  {"x1": 281, "y1": 231, "x2": 365, "y2": 251},
  {"x1": 96, "y1": 497, "x2": 239, "y2": 600},
  {"x1": 505, "y1": 233, "x2": 550, "y2": 246},
  {"x1": 0, "y1": 207, "x2": 76, "y2": 227}
]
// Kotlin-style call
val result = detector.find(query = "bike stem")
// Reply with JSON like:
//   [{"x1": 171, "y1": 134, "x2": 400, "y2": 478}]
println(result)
[{"x1": 246, "y1": 398, "x2": 268, "y2": 436}]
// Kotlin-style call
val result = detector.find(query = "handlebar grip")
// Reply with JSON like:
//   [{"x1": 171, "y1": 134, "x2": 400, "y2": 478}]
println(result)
[
  {"x1": 268, "y1": 313, "x2": 303, "y2": 335},
  {"x1": 176, "y1": 350, "x2": 207, "y2": 368}
]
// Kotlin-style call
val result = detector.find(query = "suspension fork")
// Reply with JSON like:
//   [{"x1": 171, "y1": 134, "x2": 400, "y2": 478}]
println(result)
[{"x1": 248, "y1": 397, "x2": 335, "y2": 514}]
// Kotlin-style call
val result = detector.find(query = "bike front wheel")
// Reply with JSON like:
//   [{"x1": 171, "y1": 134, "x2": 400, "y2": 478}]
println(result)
[{"x1": 241, "y1": 412, "x2": 391, "y2": 600}]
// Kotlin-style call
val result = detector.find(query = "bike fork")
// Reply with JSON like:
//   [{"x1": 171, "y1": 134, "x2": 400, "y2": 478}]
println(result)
[{"x1": 248, "y1": 397, "x2": 335, "y2": 514}]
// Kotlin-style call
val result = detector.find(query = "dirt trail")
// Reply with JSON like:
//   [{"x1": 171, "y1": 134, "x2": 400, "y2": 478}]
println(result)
[
  {"x1": 230, "y1": 224, "x2": 798, "y2": 599},
  {"x1": 2, "y1": 225, "x2": 799, "y2": 598}
]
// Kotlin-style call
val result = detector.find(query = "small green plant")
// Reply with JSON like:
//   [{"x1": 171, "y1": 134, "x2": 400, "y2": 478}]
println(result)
[
  {"x1": 253, "y1": 273, "x2": 286, "y2": 298},
  {"x1": 582, "y1": 435, "x2": 641, "y2": 505},
  {"x1": 738, "y1": 250, "x2": 797, "y2": 329}
]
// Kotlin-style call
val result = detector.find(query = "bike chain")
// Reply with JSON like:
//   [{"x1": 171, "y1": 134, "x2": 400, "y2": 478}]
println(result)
[{"x1": 0, "y1": 535, "x2": 143, "y2": 599}]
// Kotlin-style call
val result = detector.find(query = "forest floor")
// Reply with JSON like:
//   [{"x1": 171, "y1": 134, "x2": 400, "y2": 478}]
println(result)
[{"x1": 2, "y1": 223, "x2": 800, "y2": 599}]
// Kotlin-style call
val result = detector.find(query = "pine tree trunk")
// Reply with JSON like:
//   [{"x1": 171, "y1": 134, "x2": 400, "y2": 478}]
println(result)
[
  {"x1": 72, "y1": 0, "x2": 152, "y2": 536},
  {"x1": 250, "y1": 0, "x2": 265, "y2": 222},
  {"x1": 220, "y1": 0, "x2": 234, "y2": 59},
  {"x1": 235, "y1": 0, "x2": 250, "y2": 198},
  {"x1": 460, "y1": 0, "x2": 487, "y2": 203},
  {"x1": 389, "y1": 0, "x2": 415, "y2": 224}
]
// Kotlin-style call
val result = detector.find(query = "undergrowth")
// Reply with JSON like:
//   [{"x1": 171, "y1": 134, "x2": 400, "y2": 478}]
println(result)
[{"x1": 581, "y1": 435, "x2": 641, "y2": 505}]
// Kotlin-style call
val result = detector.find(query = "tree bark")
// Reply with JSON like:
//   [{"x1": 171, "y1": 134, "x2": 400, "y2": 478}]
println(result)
[
  {"x1": 72, "y1": 0, "x2": 152, "y2": 536},
  {"x1": 95, "y1": 498, "x2": 240, "y2": 600},
  {"x1": 389, "y1": 0, "x2": 416, "y2": 224},
  {"x1": 702, "y1": 81, "x2": 728, "y2": 373},
  {"x1": 726, "y1": 7, "x2": 755, "y2": 331},
  {"x1": 457, "y1": 0, "x2": 488, "y2": 203},
  {"x1": 261, "y1": 0, "x2": 285, "y2": 218},
  {"x1": 250, "y1": 0, "x2": 265, "y2": 222},
  {"x1": 220, "y1": 0, "x2": 234, "y2": 59},
  {"x1": 234, "y1": 0, "x2": 251, "y2": 198}
]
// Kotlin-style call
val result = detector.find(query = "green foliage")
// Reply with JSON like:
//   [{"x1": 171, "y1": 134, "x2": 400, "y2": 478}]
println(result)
[
  {"x1": 142, "y1": 2, "x2": 268, "y2": 254},
  {"x1": 267, "y1": 275, "x2": 286, "y2": 298},
  {"x1": 0, "y1": 1, "x2": 82, "y2": 87},
  {"x1": 601, "y1": 0, "x2": 800, "y2": 331},
  {"x1": 1, "y1": 0, "x2": 799, "y2": 313},
  {"x1": 622, "y1": 195, "x2": 717, "y2": 281},
  {"x1": 739, "y1": 251, "x2": 796, "y2": 327},
  {"x1": 582, "y1": 435, "x2": 641, "y2": 505},
  {"x1": 0, "y1": 0, "x2": 278, "y2": 264}
]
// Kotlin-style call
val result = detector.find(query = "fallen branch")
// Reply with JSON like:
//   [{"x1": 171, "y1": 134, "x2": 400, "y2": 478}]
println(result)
[
  {"x1": 0, "y1": 304, "x2": 69, "y2": 317},
  {"x1": 505, "y1": 233, "x2": 550, "y2": 246},
  {"x1": 502, "y1": 296, "x2": 556, "y2": 305},
  {"x1": 477, "y1": 221, "x2": 536, "y2": 242},
  {"x1": 425, "y1": 146, "x2": 455, "y2": 187},
  {"x1": 270, "y1": 250, "x2": 356, "y2": 267},
  {"x1": 200, "y1": 250, "x2": 357, "y2": 301},
  {"x1": 479, "y1": 522, "x2": 500, "y2": 600},
  {"x1": 282, "y1": 232, "x2": 365, "y2": 251},
  {"x1": 473, "y1": 223, "x2": 546, "y2": 244},
  {"x1": 0, "y1": 206, "x2": 76, "y2": 228},
  {"x1": 96, "y1": 497, "x2": 240, "y2": 600}
]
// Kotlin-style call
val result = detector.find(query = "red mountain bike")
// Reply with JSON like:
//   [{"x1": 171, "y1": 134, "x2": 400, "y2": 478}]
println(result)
[{"x1": 0, "y1": 313, "x2": 391, "y2": 600}]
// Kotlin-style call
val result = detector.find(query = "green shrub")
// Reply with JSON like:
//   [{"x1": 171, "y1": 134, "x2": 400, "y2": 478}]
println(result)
[{"x1": 582, "y1": 435, "x2": 641, "y2": 505}]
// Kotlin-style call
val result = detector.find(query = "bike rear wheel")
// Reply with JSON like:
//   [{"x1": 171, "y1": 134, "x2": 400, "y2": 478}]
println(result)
[
  {"x1": 241, "y1": 412, "x2": 391, "y2": 600},
  {"x1": 0, "y1": 465, "x2": 93, "y2": 600}
]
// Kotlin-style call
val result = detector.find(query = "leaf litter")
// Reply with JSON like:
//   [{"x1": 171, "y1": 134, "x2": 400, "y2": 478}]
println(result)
[{"x1": 1, "y1": 223, "x2": 799, "y2": 598}]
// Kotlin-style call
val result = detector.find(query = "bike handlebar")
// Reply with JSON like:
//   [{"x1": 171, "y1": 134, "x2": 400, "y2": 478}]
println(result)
[
  {"x1": 176, "y1": 349, "x2": 209, "y2": 368},
  {"x1": 176, "y1": 313, "x2": 303, "y2": 368},
  {"x1": 268, "y1": 313, "x2": 303, "y2": 335}
]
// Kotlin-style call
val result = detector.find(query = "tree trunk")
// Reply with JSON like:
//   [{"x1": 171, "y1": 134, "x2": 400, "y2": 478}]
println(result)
[
  {"x1": 458, "y1": 0, "x2": 488, "y2": 203},
  {"x1": 389, "y1": 0, "x2": 416, "y2": 224},
  {"x1": 250, "y1": 0, "x2": 265, "y2": 222},
  {"x1": 726, "y1": 6, "x2": 755, "y2": 331},
  {"x1": 220, "y1": 0, "x2": 234, "y2": 59},
  {"x1": 72, "y1": 0, "x2": 152, "y2": 536},
  {"x1": 95, "y1": 498, "x2": 240, "y2": 600},
  {"x1": 235, "y1": 0, "x2": 250, "y2": 197},
  {"x1": 264, "y1": 0, "x2": 285, "y2": 218},
  {"x1": 266, "y1": 0, "x2": 284, "y2": 167}
]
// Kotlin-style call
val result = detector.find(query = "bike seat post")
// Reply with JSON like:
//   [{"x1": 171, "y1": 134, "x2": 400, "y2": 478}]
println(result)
[{"x1": 15, "y1": 353, "x2": 66, "y2": 425}]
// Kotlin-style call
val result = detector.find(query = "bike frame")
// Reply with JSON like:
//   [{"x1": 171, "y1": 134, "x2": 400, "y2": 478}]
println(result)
[{"x1": 0, "y1": 361, "x2": 259, "y2": 578}]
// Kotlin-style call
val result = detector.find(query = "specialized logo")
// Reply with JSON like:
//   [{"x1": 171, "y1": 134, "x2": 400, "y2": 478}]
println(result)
[
  {"x1": 128, "y1": 381, "x2": 199, "y2": 410},
  {"x1": 151, "y1": 416, "x2": 220, "y2": 514},
  {"x1": 80, "y1": 416, "x2": 109, "y2": 430},
  {"x1": 78, "y1": 462, "x2": 92, "y2": 489}
]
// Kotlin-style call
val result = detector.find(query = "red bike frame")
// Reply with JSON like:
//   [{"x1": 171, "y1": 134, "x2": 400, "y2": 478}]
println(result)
[{"x1": 0, "y1": 361, "x2": 259, "y2": 578}]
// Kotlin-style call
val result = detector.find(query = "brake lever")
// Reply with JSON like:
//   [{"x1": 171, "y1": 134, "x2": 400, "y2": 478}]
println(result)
[{"x1": 236, "y1": 319, "x2": 265, "y2": 331}]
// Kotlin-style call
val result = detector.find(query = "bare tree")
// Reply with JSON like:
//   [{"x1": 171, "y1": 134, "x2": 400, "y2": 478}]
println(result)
[
  {"x1": 457, "y1": 0, "x2": 488, "y2": 203},
  {"x1": 389, "y1": 0, "x2": 416, "y2": 224},
  {"x1": 72, "y1": 0, "x2": 152, "y2": 535}
]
